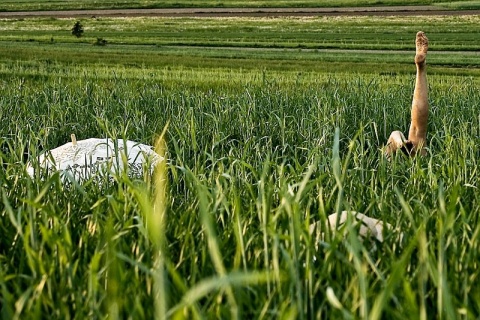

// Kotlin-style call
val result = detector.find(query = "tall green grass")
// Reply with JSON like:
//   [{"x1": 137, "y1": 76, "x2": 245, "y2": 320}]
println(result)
[{"x1": 1, "y1": 64, "x2": 479, "y2": 318}]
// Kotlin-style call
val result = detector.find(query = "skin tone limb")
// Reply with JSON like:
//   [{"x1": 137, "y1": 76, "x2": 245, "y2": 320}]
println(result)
[
  {"x1": 312, "y1": 33, "x2": 429, "y2": 246},
  {"x1": 386, "y1": 31, "x2": 429, "y2": 157}
]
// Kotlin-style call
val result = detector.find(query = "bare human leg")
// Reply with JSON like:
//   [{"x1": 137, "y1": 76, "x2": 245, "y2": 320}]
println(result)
[
  {"x1": 408, "y1": 31, "x2": 429, "y2": 155},
  {"x1": 385, "y1": 31, "x2": 429, "y2": 157}
]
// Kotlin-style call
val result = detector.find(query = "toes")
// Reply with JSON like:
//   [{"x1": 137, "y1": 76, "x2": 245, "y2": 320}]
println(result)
[
  {"x1": 416, "y1": 31, "x2": 429, "y2": 53},
  {"x1": 415, "y1": 31, "x2": 428, "y2": 65}
]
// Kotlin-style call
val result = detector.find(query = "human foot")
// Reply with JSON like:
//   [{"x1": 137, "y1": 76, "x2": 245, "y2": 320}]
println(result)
[{"x1": 415, "y1": 31, "x2": 428, "y2": 66}]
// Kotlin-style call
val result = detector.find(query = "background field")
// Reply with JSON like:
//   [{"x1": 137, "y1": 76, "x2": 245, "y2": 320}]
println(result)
[
  {"x1": 1, "y1": 0, "x2": 480, "y2": 11},
  {"x1": 0, "y1": 15, "x2": 479, "y2": 75},
  {"x1": 1, "y1": 7, "x2": 480, "y2": 320}
]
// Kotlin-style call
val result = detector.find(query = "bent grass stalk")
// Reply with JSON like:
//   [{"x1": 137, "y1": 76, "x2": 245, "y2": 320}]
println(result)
[{"x1": 135, "y1": 124, "x2": 169, "y2": 319}]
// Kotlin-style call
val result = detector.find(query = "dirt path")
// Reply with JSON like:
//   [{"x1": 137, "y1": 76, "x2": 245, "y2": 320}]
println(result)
[{"x1": 0, "y1": 6, "x2": 479, "y2": 18}]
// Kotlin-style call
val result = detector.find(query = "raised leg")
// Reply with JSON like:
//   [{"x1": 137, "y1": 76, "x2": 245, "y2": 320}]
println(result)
[
  {"x1": 385, "y1": 31, "x2": 429, "y2": 157},
  {"x1": 408, "y1": 31, "x2": 429, "y2": 155}
]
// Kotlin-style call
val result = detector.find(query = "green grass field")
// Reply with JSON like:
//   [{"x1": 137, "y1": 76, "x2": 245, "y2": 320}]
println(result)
[
  {"x1": 1, "y1": 11, "x2": 480, "y2": 320},
  {"x1": 1, "y1": 0, "x2": 479, "y2": 11},
  {"x1": 0, "y1": 15, "x2": 479, "y2": 75},
  {"x1": 1, "y1": 0, "x2": 480, "y2": 11}
]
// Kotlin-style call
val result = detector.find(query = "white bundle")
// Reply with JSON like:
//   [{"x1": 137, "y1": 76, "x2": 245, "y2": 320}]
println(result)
[
  {"x1": 27, "y1": 134, "x2": 162, "y2": 181},
  {"x1": 309, "y1": 211, "x2": 393, "y2": 243}
]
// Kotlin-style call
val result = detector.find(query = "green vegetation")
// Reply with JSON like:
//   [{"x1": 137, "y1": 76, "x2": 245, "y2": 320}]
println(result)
[
  {"x1": 71, "y1": 20, "x2": 84, "y2": 38},
  {"x1": 437, "y1": 0, "x2": 480, "y2": 8},
  {"x1": 0, "y1": 0, "x2": 478, "y2": 11},
  {"x1": 0, "y1": 0, "x2": 452, "y2": 11},
  {"x1": 0, "y1": 16, "x2": 479, "y2": 75},
  {"x1": 1, "y1": 58, "x2": 480, "y2": 319},
  {"x1": 1, "y1": 12, "x2": 480, "y2": 320}
]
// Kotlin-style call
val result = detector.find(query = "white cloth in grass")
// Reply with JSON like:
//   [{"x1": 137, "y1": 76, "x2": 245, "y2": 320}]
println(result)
[
  {"x1": 27, "y1": 138, "x2": 162, "y2": 181},
  {"x1": 309, "y1": 211, "x2": 393, "y2": 243}
]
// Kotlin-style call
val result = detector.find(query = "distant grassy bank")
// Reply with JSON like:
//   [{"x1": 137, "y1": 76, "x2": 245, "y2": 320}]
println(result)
[
  {"x1": 0, "y1": 15, "x2": 479, "y2": 76},
  {"x1": 1, "y1": 0, "x2": 480, "y2": 11}
]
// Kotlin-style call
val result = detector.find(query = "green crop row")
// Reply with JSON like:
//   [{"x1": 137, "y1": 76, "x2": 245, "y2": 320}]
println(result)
[{"x1": 0, "y1": 15, "x2": 479, "y2": 76}]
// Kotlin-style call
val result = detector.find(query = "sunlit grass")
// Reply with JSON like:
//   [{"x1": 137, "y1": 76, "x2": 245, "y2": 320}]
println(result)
[
  {"x1": 1, "y1": 62, "x2": 480, "y2": 318},
  {"x1": 0, "y1": 6, "x2": 479, "y2": 319}
]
